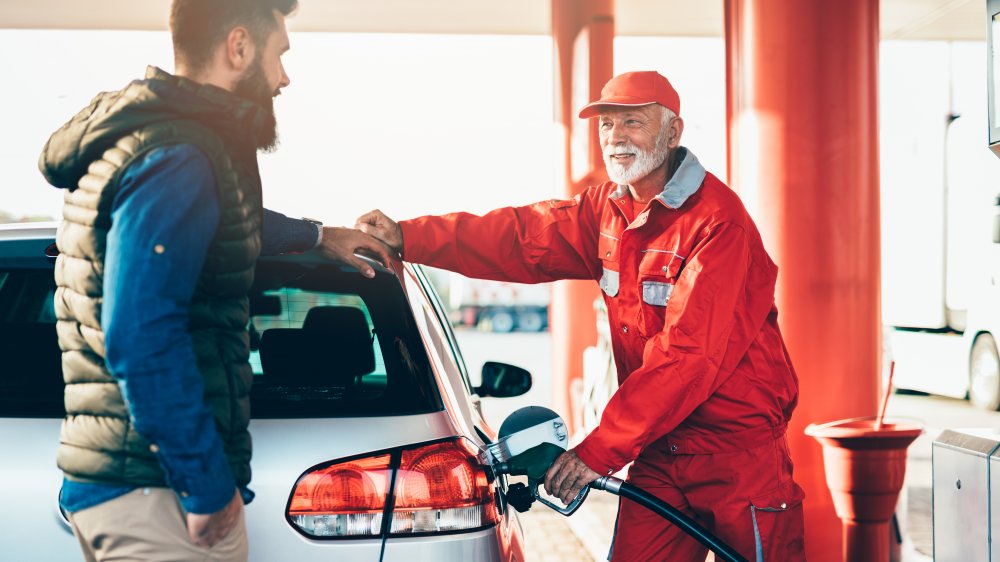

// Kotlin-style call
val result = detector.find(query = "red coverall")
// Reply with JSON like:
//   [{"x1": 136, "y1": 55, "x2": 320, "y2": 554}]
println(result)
[{"x1": 400, "y1": 149, "x2": 806, "y2": 561}]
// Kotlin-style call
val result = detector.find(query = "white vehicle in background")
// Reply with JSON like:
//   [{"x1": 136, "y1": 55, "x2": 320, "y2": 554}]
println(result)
[
  {"x1": 882, "y1": 41, "x2": 1000, "y2": 410},
  {"x1": 447, "y1": 274, "x2": 549, "y2": 333}
]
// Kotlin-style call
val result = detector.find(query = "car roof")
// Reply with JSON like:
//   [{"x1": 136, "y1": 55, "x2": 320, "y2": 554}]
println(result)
[
  {"x1": 0, "y1": 221, "x2": 402, "y2": 275},
  {"x1": 0, "y1": 221, "x2": 59, "y2": 240}
]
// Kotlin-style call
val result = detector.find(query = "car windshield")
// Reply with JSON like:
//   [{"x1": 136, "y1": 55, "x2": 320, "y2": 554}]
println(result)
[{"x1": 0, "y1": 254, "x2": 442, "y2": 418}]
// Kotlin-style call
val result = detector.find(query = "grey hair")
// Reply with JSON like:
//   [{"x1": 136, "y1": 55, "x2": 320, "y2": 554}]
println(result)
[
  {"x1": 660, "y1": 106, "x2": 676, "y2": 129},
  {"x1": 656, "y1": 106, "x2": 677, "y2": 149}
]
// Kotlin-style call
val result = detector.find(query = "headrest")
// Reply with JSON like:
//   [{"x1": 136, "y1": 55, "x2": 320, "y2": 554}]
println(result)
[
  {"x1": 304, "y1": 306, "x2": 369, "y2": 335},
  {"x1": 260, "y1": 306, "x2": 376, "y2": 386}
]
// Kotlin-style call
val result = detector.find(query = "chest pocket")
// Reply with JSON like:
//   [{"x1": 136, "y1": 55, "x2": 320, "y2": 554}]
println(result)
[
  {"x1": 598, "y1": 234, "x2": 621, "y2": 297},
  {"x1": 638, "y1": 249, "x2": 685, "y2": 307},
  {"x1": 599, "y1": 233, "x2": 621, "y2": 262}
]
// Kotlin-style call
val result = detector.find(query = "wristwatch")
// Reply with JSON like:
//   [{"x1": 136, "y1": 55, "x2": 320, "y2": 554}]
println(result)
[{"x1": 302, "y1": 217, "x2": 324, "y2": 248}]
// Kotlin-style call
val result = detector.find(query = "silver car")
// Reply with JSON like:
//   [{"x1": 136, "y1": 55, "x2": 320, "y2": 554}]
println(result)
[{"x1": 0, "y1": 223, "x2": 530, "y2": 561}]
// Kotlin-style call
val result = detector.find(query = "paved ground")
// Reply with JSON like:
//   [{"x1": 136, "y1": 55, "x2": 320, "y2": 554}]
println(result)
[
  {"x1": 518, "y1": 505, "x2": 596, "y2": 562},
  {"x1": 455, "y1": 330, "x2": 1000, "y2": 561}
]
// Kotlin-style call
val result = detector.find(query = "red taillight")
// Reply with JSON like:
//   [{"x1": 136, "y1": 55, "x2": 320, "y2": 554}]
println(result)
[
  {"x1": 391, "y1": 439, "x2": 498, "y2": 534},
  {"x1": 288, "y1": 454, "x2": 392, "y2": 537},
  {"x1": 287, "y1": 439, "x2": 498, "y2": 539}
]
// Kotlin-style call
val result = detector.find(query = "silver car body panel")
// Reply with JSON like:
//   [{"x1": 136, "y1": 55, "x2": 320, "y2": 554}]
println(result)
[
  {"x1": 0, "y1": 418, "x2": 78, "y2": 561},
  {"x1": 246, "y1": 412, "x2": 501, "y2": 562},
  {"x1": 0, "y1": 414, "x2": 519, "y2": 562}
]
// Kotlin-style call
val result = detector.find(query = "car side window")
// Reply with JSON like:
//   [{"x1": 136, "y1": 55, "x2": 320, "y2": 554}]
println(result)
[{"x1": 0, "y1": 268, "x2": 63, "y2": 417}]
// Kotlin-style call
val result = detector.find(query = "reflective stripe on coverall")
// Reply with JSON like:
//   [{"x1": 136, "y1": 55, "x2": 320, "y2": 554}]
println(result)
[{"x1": 400, "y1": 148, "x2": 806, "y2": 561}]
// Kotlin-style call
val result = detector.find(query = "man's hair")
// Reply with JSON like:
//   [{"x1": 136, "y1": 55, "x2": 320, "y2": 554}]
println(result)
[
  {"x1": 170, "y1": 0, "x2": 298, "y2": 72},
  {"x1": 660, "y1": 106, "x2": 676, "y2": 132}
]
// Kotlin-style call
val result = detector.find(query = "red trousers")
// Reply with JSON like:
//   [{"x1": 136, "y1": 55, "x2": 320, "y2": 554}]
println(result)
[{"x1": 610, "y1": 437, "x2": 806, "y2": 562}]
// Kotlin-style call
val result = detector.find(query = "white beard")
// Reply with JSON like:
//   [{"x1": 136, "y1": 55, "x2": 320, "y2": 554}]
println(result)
[{"x1": 603, "y1": 131, "x2": 671, "y2": 186}]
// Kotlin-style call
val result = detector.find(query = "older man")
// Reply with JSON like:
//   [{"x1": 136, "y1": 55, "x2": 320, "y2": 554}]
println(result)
[{"x1": 357, "y1": 71, "x2": 805, "y2": 560}]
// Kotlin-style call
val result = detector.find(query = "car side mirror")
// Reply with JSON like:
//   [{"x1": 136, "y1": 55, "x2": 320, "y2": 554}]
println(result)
[{"x1": 476, "y1": 361, "x2": 532, "y2": 398}]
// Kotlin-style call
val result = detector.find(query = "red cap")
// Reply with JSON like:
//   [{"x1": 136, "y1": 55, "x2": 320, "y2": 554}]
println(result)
[{"x1": 578, "y1": 71, "x2": 680, "y2": 119}]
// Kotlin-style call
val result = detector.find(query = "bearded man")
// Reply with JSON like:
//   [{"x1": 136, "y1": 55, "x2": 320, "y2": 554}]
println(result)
[
  {"x1": 38, "y1": 1, "x2": 390, "y2": 560},
  {"x1": 356, "y1": 71, "x2": 807, "y2": 561}
]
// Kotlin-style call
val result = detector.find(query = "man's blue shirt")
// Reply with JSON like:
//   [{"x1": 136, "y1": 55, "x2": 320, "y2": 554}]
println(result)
[{"x1": 60, "y1": 143, "x2": 319, "y2": 514}]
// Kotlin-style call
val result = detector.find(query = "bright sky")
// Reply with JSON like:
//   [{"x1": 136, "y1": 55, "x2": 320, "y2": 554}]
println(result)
[
  {"x1": 7, "y1": 30, "x2": 1000, "y2": 328},
  {"x1": 0, "y1": 30, "x2": 727, "y2": 225}
]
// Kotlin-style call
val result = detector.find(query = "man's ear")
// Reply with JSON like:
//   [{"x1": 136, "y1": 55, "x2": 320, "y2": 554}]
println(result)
[
  {"x1": 224, "y1": 26, "x2": 255, "y2": 71},
  {"x1": 667, "y1": 117, "x2": 684, "y2": 149}
]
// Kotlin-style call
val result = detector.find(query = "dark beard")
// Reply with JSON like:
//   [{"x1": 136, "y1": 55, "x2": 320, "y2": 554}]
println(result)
[{"x1": 234, "y1": 59, "x2": 279, "y2": 152}]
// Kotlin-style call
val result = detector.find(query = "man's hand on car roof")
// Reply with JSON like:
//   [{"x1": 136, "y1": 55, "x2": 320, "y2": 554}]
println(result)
[
  {"x1": 316, "y1": 226, "x2": 396, "y2": 278},
  {"x1": 356, "y1": 209, "x2": 403, "y2": 255}
]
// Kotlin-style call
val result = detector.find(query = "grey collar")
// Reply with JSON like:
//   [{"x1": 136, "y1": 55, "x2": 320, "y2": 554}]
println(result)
[{"x1": 609, "y1": 147, "x2": 707, "y2": 210}]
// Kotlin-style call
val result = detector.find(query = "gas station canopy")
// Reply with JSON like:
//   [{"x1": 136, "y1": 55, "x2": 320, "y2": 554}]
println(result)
[{"x1": 0, "y1": 0, "x2": 985, "y2": 40}]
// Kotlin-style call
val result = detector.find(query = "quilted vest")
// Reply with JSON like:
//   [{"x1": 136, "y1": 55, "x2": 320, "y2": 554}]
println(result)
[{"x1": 40, "y1": 67, "x2": 267, "y2": 488}]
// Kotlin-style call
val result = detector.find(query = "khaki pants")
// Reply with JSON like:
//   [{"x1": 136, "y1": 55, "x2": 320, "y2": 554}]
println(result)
[{"x1": 67, "y1": 487, "x2": 248, "y2": 562}]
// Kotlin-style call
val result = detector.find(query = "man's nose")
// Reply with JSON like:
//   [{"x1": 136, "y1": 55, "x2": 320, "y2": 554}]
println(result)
[
  {"x1": 278, "y1": 63, "x2": 291, "y2": 90},
  {"x1": 607, "y1": 123, "x2": 628, "y2": 145}
]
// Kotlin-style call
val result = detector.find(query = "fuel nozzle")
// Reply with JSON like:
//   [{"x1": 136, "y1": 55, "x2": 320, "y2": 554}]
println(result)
[
  {"x1": 487, "y1": 406, "x2": 589, "y2": 516},
  {"x1": 495, "y1": 442, "x2": 566, "y2": 481}
]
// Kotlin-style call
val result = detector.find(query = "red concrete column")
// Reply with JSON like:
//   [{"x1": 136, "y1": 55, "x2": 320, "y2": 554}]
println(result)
[
  {"x1": 551, "y1": 0, "x2": 613, "y2": 431},
  {"x1": 725, "y1": 1, "x2": 881, "y2": 560}
]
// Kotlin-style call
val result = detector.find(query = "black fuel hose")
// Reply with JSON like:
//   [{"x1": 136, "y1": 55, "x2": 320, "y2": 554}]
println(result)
[{"x1": 592, "y1": 476, "x2": 749, "y2": 562}]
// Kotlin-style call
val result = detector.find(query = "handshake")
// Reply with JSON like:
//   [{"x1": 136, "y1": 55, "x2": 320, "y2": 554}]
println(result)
[{"x1": 314, "y1": 209, "x2": 402, "y2": 279}]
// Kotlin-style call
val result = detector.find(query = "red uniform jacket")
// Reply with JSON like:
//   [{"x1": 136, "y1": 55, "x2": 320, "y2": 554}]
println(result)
[{"x1": 400, "y1": 148, "x2": 799, "y2": 475}]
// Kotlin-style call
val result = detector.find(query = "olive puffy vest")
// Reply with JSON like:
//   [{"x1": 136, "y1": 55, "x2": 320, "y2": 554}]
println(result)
[{"x1": 40, "y1": 67, "x2": 266, "y2": 488}]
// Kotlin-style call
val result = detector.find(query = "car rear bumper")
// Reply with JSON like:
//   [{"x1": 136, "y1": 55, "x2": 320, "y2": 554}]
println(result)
[{"x1": 380, "y1": 526, "x2": 516, "y2": 562}]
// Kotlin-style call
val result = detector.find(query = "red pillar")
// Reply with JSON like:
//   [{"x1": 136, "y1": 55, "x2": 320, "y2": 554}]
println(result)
[
  {"x1": 551, "y1": 0, "x2": 613, "y2": 431},
  {"x1": 725, "y1": 1, "x2": 881, "y2": 560}
]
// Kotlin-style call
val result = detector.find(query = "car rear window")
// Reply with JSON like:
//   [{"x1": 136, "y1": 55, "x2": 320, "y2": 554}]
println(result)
[
  {"x1": 0, "y1": 256, "x2": 442, "y2": 418},
  {"x1": 249, "y1": 258, "x2": 442, "y2": 417}
]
